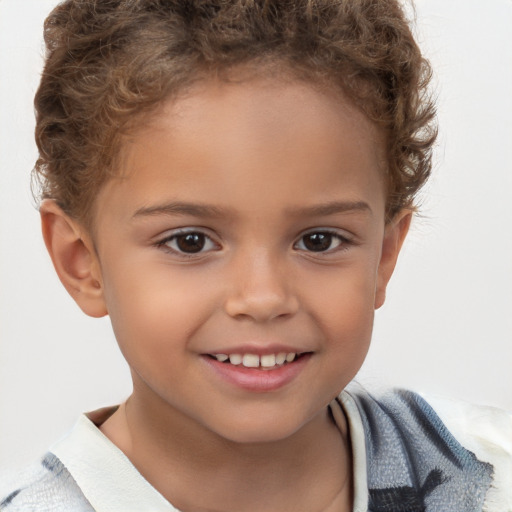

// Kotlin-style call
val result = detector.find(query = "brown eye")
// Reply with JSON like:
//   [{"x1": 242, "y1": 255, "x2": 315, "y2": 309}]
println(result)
[
  {"x1": 160, "y1": 231, "x2": 218, "y2": 255},
  {"x1": 175, "y1": 233, "x2": 206, "y2": 253},
  {"x1": 295, "y1": 231, "x2": 346, "y2": 253},
  {"x1": 302, "y1": 233, "x2": 333, "y2": 252}
]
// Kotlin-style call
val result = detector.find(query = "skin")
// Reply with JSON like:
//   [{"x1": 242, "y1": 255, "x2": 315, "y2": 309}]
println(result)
[{"x1": 41, "y1": 76, "x2": 411, "y2": 512}]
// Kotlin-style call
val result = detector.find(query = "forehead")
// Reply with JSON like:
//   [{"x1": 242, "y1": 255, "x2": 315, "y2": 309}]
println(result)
[
  {"x1": 94, "y1": 77, "x2": 387, "y2": 226},
  {"x1": 153, "y1": 75, "x2": 384, "y2": 166}
]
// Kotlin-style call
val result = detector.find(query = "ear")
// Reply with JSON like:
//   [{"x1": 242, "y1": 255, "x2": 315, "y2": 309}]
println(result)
[
  {"x1": 40, "y1": 200, "x2": 107, "y2": 318},
  {"x1": 374, "y1": 209, "x2": 412, "y2": 309}
]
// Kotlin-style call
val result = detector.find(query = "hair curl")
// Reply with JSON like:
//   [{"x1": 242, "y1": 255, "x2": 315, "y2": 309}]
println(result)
[{"x1": 34, "y1": 0, "x2": 437, "y2": 224}]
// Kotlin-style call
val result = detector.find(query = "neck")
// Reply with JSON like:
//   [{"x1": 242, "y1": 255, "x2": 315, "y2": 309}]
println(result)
[{"x1": 100, "y1": 380, "x2": 353, "y2": 512}]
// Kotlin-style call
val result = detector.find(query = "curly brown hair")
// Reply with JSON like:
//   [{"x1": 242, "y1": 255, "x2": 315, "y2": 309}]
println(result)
[{"x1": 34, "y1": 0, "x2": 437, "y2": 225}]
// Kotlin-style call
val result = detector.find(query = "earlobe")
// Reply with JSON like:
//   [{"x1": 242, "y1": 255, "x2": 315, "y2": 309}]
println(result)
[
  {"x1": 40, "y1": 200, "x2": 107, "y2": 318},
  {"x1": 374, "y1": 210, "x2": 412, "y2": 310}
]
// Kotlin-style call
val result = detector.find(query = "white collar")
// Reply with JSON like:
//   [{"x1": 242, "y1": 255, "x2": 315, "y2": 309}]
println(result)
[
  {"x1": 50, "y1": 392, "x2": 368, "y2": 512},
  {"x1": 331, "y1": 391, "x2": 369, "y2": 512},
  {"x1": 50, "y1": 411, "x2": 177, "y2": 512}
]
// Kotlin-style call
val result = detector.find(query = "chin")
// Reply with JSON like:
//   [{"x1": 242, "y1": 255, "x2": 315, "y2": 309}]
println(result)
[{"x1": 208, "y1": 410, "x2": 314, "y2": 445}]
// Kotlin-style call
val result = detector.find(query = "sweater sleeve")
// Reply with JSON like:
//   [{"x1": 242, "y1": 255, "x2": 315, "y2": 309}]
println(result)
[
  {"x1": 0, "y1": 453, "x2": 94, "y2": 512},
  {"x1": 423, "y1": 394, "x2": 512, "y2": 512}
]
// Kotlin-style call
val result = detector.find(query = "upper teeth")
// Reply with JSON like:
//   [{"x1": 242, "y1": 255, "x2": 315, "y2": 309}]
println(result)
[{"x1": 213, "y1": 352, "x2": 297, "y2": 368}]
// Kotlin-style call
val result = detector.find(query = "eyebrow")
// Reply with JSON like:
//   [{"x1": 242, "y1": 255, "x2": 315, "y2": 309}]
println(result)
[
  {"x1": 133, "y1": 202, "x2": 230, "y2": 219},
  {"x1": 285, "y1": 200, "x2": 373, "y2": 217}
]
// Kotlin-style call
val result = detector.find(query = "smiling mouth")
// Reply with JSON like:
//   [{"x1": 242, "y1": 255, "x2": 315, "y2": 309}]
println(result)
[{"x1": 206, "y1": 352, "x2": 310, "y2": 370}]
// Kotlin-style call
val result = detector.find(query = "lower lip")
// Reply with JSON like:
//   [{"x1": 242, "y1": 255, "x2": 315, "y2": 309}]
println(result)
[{"x1": 203, "y1": 354, "x2": 312, "y2": 392}]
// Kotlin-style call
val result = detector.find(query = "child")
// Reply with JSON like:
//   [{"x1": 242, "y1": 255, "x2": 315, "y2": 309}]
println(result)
[{"x1": 1, "y1": 0, "x2": 511, "y2": 511}]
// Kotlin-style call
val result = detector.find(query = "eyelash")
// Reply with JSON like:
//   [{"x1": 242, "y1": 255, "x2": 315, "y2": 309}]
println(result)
[{"x1": 155, "y1": 228, "x2": 353, "y2": 258}]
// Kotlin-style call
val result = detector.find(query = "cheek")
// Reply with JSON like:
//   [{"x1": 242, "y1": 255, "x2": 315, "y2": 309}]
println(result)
[
  {"x1": 318, "y1": 290, "x2": 375, "y2": 395},
  {"x1": 302, "y1": 255, "x2": 378, "y2": 321},
  {"x1": 323, "y1": 292, "x2": 374, "y2": 365},
  {"x1": 101, "y1": 260, "x2": 217, "y2": 361},
  {"x1": 301, "y1": 259, "x2": 377, "y2": 362}
]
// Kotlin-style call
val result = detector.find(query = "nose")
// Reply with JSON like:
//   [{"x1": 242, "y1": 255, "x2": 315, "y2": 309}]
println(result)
[{"x1": 223, "y1": 250, "x2": 299, "y2": 322}]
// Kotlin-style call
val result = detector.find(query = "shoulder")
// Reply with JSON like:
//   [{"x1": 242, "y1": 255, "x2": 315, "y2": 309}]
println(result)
[
  {"x1": 420, "y1": 392, "x2": 512, "y2": 454},
  {"x1": 342, "y1": 384, "x2": 512, "y2": 512},
  {"x1": 422, "y1": 393, "x2": 512, "y2": 512},
  {"x1": 0, "y1": 453, "x2": 93, "y2": 512}
]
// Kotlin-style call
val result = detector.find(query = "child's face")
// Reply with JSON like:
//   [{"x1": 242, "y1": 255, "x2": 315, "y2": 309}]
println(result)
[{"x1": 81, "y1": 77, "x2": 407, "y2": 443}]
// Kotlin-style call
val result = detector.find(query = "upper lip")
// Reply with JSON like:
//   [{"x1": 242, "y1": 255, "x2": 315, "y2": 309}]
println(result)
[{"x1": 203, "y1": 344, "x2": 312, "y2": 356}]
